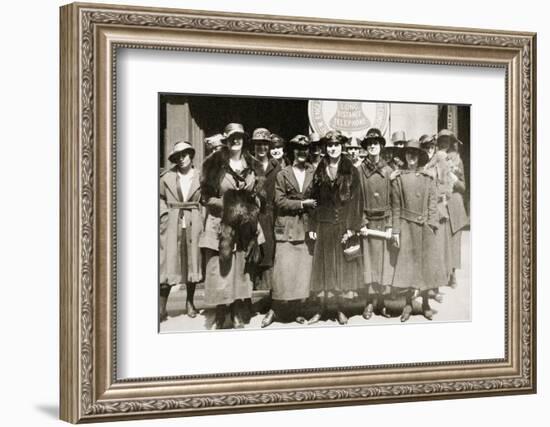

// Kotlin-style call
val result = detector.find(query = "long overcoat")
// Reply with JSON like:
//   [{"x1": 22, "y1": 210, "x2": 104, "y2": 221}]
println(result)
[
  {"x1": 447, "y1": 151, "x2": 469, "y2": 234},
  {"x1": 309, "y1": 155, "x2": 363, "y2": 293},
  {"x1": 424, "y1": 151, "x2": 453, "y2": 279},
  {"x1": 447, "y1": 151, "x2": 469, "y2": 270},
  {"x1": 253, "y1": 158, "x2": 281, "y2": 270},
  {"x1": 357, "y1": 157, "x2": 395, "y2": 288},
  {"x1": 391, "y1": 169, "x2": 447, "y2": 290},
  {"x1": 159, "y1": 166, "x2": 203, "y2": 285}
]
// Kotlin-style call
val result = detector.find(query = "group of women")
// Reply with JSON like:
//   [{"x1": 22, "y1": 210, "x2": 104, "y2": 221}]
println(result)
[{"x1": 159, "y1": 122, "x2": 469, "y2": 329}]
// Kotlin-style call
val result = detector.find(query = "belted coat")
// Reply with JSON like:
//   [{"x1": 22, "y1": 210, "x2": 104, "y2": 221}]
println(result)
[
  {"x1": 358, "y1": 157, "x2": 395, "y2": 287},
  {"x1": 159, "y1": 166, "x2": 203, "y2": 285},
  {"x1": 391, "y1": 169, "x2": 447, "y2": 290}
]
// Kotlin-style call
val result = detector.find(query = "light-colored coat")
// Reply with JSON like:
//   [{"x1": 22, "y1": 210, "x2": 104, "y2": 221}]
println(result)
[{"x1": 159, "y1": 167, "x2": 203, "y2": 284}]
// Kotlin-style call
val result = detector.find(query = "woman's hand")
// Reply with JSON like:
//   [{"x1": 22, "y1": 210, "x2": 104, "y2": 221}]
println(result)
[
  {"x1": 301, "y1": 199, "x2": 317, "y2": 209},
  {"x1": 308, "y1": 231, "x2": 317, "y2": 241},
  {"x1": 341, "y1": 230, "x2": 354, "y2": 244},
  {"x1": 391, "y1": 233, "x2": 400, "y2": 248},
  {"x1": 359, "y1": 226, "x2": 369, "y2": 237}
]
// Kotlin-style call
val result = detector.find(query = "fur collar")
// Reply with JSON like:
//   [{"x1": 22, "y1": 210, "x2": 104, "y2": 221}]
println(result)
[{"x1": 201, "y1": 147, "x2": 262, "y2": 199}]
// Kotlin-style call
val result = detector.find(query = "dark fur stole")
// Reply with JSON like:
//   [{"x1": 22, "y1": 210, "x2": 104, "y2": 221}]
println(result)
[
  {"x1": 312, "y1": 154, "x2": 357, "y2": 205},
  {"x1": 201, "y1": 148, "x2": 264, "y2": 269}
]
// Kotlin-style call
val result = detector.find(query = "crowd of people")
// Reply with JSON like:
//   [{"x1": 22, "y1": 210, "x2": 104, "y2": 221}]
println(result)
[{"x1": 159, "y1": 122, "x2": 469, "y2": 329}]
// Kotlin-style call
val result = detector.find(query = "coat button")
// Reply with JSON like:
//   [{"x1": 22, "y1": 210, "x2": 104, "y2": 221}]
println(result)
[
  {"x1": 417, "y1": 216, "x2": 423, "y2": 221},
  {"x1": 374, "y1": 192, "x2": 380, "y2": 198}
]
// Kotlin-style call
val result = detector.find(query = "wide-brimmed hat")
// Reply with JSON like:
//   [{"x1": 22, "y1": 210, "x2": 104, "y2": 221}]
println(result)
[
  {"x1": 437, "y1": 129, "x2": 463, "y2": 147},
  {"x1": 222, "y1": 123, "x2": 247, "y2": 140},
  {"x1": 346, "y1": 137, "x2": 362, "y2": 149},
  {"x1": 251, "y1": 127, "x2": 272, "y2": 144},
  {"x1": 168, "y1": 141, "x2": 195, "y2": 163},
  {"x1": 391, "y1": 130, "x2": 407, "y2": 145},
  {"x1": 403, "y1": 138, "x2": 429, "y2": 167},
  {"x1": 361, "y1": 128, "x2": 386, "y2": 148},
  {"x1": 289, "y1": 134, "x2": 311, "y2": 150},
  {"x1": 204, "y1": 134, "x2": 224, "y2": 151},
  {"x1": 321, "y1": 129, "x2": 349, "y2": 146},
  {"x1": 308, "y1": 132, "x2": 321, "y2": 143},
  {"x1": 419, "y1": 134, "x2": 436, "y2": 149},
  {"x1": 270, "y1": 133, "x2": 286, "y2": 149}
]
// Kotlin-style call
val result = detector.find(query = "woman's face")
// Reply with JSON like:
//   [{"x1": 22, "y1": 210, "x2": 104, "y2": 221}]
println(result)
[
  {"x1": 254, "y1": 141, "x2": 269, "y2": 158},
  {"x1": 310, "y1": 146, "x2": 322, "y2": 158},
  {"x1": 426, "y1": 145, "x2": 436, "y2": 159},
  {"x1": 227, "y1": 135, "x2": 243, "y2": 152},
  {"x1": 270, "y1": 146, "x2": 284, "y2": 160},
  {"x1": 405, "y1": 151, "x2": 419, "y2": 168},
  {"x1": 294, "y1": 148, "x2": 308, "y2": 164},
  {"x1": 347, "y1": 146, "x2": 360, "y2": 160},
  {"x1": 176, "y1": 151, "x2": 193, "y2": 170},
  {"x1": 366, "y1": 141, "x2": 381, "y2": 157},
  {"x1": 326, "y1": 142, "x2": 342, "y2": 159}
]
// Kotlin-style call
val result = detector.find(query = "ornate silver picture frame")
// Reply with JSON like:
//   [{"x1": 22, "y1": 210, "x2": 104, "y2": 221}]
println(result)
[{"x1": 60, "y1": 2, "x2": 536, "y2": 423}]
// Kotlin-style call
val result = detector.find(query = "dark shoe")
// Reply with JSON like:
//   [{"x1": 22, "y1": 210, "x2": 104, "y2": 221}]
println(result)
[
  {"x1": 232, "y1": 314, "x2": 245, "y2": 329},
  {"x1": 337, "y1": 311, "x2": 348, "y2": 325},
  {"x1": 379, "y1": 306, "x2": 391, "y2": 318},
  {"x1": 400, "y1": 304, "x2": 413, "y2": 323},
  {"x1": 295, "y1": 316, "x2": 307, "y2": 324},
  {"x1": 362, "y1": 303, "x2": 374, "y2": 320},
  {"x1": 215, "y1": 305, "x2": 226, "y2": 329},
  {"x1": 308, "y1": 313, "x2": 322, "y2": 325},
  {"x1": 261, "y1": 310, "x2": 276, "y2": 328},
  {"x1": 159, "y1": 296, "x2": 168, "y2": 323},
  {"x1": 422, "y1": 301, "x2": 434, "y2": 320},
  {"x1": 186, "y1": 300, "x2": 198, "y2": 318}
]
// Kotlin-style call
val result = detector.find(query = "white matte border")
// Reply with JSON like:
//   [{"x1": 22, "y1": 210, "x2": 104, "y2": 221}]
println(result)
[{"x1": 116, "y1": 49, "x2": 505, "y2": 379}]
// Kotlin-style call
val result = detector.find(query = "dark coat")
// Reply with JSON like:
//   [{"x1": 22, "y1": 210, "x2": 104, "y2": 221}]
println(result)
[
  {"x1": 159, "y1": 167, "x2": 203, "y2": 284},
  {"x1": 309, "y1": 155, "x2": 363, "y2": 232},
  {"x1": 273, "y1": 164, "x2": 315, "y2": 242},
  {"x1": 309, "y1": 155, "x2": 363, "y2": 293},
  {"x1": 253, "y1": 158, "x2": 281, "y2": 268}
]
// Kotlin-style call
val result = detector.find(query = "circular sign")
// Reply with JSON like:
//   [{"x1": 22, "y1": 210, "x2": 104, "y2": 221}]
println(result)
[{"x1": 308, "y1": 100, "x2": 390, "y2": 139}]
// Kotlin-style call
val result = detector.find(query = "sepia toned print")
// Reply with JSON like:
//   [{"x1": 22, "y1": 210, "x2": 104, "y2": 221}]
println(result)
[{"x1": 159, "y1": 94, "x2": 471, "y2": 332}]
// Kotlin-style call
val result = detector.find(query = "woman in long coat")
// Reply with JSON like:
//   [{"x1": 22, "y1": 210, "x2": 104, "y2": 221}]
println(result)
[
  {"x1": 421, "y1": 134, "x2": 453, "y2": 301},
  {"x1": 250, "y1": 128, "x2": 281, "y2": 291},
  {"x1": 159, "y1": 141, "x2": 203, "y2": 322},
  {"x1": 261, "y1": 135, "x2": 317, "y2": 328},
  {"x1": 357, "y1": 129, "x2": 395, "y2": 320},
  {"x1": 199, "y1": 123, "x2": 264, "y2": 329},
  {"x1": 391, "y1": 139, "x2": 444, "y2": 321},
  {"x1": 438, "y1": 129, "x2": 469, "y2": 287},
  {"x1": 308, "y1": 130, "x2": 363, "y2": 325}
]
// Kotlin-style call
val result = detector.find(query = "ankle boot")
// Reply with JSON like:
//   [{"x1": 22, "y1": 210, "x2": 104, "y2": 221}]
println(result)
[
  {"x1": 231, "y1": 301, "x2": 245, "y2": 329},
  {"x1": 185, "y1": 283, "x2": 198, "y2": 318},
  {"x1": 159, "y1": 296, "x2": 168, "y2": 322},
  {"x1": 215, "y1": 304, "x2": 226, "y2": 329}
]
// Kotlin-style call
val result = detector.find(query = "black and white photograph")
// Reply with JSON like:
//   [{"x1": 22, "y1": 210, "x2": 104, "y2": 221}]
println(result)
[{"x1": 158, "y1": 94, "x2": 471, "y2": 332}]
